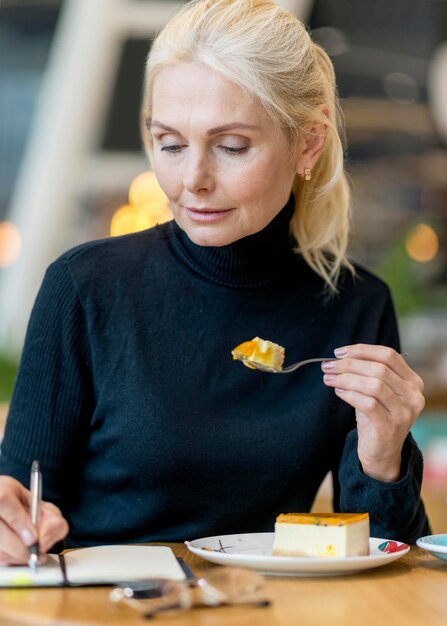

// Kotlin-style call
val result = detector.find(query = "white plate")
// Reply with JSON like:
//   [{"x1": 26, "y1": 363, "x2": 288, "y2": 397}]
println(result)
[
  {"x1": 186, "y1": 532, "x2": 409, "y2": 576},
  {"x1": 416, "y1": 534, "x2": 447, "y2": 562}
]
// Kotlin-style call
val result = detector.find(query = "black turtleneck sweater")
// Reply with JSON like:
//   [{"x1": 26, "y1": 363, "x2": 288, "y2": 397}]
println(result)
[{"x1": 0, "y1": 202, "x2": 430, "y2": 546}]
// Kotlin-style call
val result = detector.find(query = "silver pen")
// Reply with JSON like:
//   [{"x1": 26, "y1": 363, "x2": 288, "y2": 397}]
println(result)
[{"x1": 28, "y1": 460, "x2": 42, "y2": 575}]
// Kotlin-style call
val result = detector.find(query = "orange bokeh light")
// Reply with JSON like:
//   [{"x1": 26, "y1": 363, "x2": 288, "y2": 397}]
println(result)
[
  {"x1": 128, "y1": 171, "x2": 168, "y2": 209},
  {"x1": 0, "y1": 222, "x2": 22, "y2": 268},
  {"x1": 110, "y1": 171, "x2": 172, "y2": 237},
  {"x1": 405, "y1": 223, "x2": 439, "y2": 263}
]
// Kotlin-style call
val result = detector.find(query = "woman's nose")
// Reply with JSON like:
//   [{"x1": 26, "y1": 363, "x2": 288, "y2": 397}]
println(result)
[{"x1": 183, "y1": 151, "x2": 215, "y2": 194}]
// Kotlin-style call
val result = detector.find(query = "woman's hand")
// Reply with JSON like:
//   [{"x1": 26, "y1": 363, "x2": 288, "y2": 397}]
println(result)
[
  {"x1": 322, "y1": 344, "x2": 425, "y2": 482},
  {"x1": 0, "y1": 476, "x2": 69, "y2": 565}
]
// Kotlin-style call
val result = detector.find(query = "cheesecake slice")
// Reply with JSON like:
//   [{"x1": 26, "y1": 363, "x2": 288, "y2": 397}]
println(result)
[
  {"x1": 272, "y1": 513, "x2": 370, "y2": 558},
  {"x1": 231, "y1": 337, "x2": 285, "y2": 371}
]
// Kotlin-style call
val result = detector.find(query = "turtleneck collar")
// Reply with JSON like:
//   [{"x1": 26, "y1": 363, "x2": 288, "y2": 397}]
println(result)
[{"x1": 165, "y1": 195, "x2": 299, "y2": 290}]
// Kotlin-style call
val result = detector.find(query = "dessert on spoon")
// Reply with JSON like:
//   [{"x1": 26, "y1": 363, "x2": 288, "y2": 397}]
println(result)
[{"x1": 231, "y1": 337, "x2": 334, "y2": 374}]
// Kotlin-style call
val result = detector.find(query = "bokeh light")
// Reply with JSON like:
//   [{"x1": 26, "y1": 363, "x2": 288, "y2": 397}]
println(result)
[
  {"x1": 128, "y1": 171, "x2": 167, "y2": 208},
  {"x1": 383, "y1": 72, "x2": 419, "y2": 105},
  {"x1": 110, "y1": 205, "x2": 153, "y2": 237},
  {"x1": 405, "y1": 223, "x2": 439, "y2": 263},
  {"x1": 0, "y1": 222, "x2": 22, "y2": 268},
  {"x1": 312, "y1": 27, "x2": 349, "y2": 56},
  {"x1": 110, "y1": 171, "x2": 172, "y2": 237}
]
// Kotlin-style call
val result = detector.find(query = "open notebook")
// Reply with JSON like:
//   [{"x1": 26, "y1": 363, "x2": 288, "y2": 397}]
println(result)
[{"x1": 0, "y1": 545, "x2": 186, "y2": 588}]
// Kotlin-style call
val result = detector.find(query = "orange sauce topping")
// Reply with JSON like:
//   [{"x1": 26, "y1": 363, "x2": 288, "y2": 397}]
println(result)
[
  {"x1": 276, "y1": 512, "x2": 369, "y2": 526},
  {"x1": 231, "y1": 338, "x2": 285, "y2": 369}
]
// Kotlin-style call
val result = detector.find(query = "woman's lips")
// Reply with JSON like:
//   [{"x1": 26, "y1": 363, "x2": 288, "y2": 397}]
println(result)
[{"x1": 186, "y1": 207, "x2": 235, "y2": 222}]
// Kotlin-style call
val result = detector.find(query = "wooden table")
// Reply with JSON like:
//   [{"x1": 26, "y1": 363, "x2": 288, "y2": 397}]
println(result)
[{"x1": 0, "y1": 543, "x2": 446, "y2": 626}]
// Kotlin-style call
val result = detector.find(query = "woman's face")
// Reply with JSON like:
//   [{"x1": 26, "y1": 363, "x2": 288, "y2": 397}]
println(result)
[{"x1": 150, "y1": 62, "x2": 301, "y2": 247}]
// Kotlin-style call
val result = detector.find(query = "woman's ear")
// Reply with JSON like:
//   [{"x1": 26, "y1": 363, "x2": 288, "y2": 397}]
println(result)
[{"x1": 295, "y1": 105, "x2": 329, "y2": 177}]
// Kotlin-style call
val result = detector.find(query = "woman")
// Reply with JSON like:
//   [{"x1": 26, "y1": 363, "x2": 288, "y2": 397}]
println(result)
[{"x1": 0, "y1": 0, "x2": 429, "y2": 565}]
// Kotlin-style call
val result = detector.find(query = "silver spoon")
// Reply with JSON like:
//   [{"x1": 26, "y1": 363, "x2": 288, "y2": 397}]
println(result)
[
  {"x1": 234, "y1": 352, "x2": 409, "y2": 374},
  {"x1": 234, "y1": 355, "x2": 335, "y2": 374}
]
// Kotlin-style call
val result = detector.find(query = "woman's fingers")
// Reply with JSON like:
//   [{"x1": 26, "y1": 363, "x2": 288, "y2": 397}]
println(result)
[
  {"x1": 324, "y1": 356, "x2": 421, "y2": 399},
  {"x1": 335, "y1": 344, "x2": 424, "y2": 388},
  {"x1": 0, "y1": 476, "x2": 69, "y2": 565},
  {"x1": 322, "y1": 343, "x2": 426, "y2": 482},
  {"x1": 0, "y1": 477, "x2": 37, "y2": 548},
  {"x1": 38, "y1": 501, "x2": 69, "y2": 553},
  {"x1": 323, "y1": 345, "x2": 425, "y2": 419},
  {"x1": 324, "y1": 370, "x2": 423, "y2": 421},
  {"x1": 0, "y1": 519, "x2": 32, "y2": 565}
]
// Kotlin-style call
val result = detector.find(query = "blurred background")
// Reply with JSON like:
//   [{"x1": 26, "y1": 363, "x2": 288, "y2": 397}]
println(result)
[{"x1": 0, "y1": 0, "x2": 446, "y2": 529}]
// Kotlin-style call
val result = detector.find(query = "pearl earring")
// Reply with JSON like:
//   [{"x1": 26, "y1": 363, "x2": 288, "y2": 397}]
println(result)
[{"x1": 304, "y1": 168, "x2": 312, "y2": 181}]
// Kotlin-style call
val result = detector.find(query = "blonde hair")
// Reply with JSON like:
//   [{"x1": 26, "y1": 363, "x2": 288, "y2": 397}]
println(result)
[{"x1": 141, "y1": 0, "x2": 353, "y2": 292}]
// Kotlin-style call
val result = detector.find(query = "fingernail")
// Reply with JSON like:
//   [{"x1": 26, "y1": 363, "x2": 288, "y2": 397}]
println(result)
[
  {"x1": 20, "y1": 529, "x2": 35, "y2": 546},
  {"x1": 334, "y1": 347, "x2": 347, "y2": 357},
  {"x1": 335, "y1": 388, "x2": 345, "y2": 394},
  {"x1": 323, "y1": 374, "x2": 336, "y2": 382},
  {"x1": 322, "y1": 361, "x2": 335, "y2": 371}
]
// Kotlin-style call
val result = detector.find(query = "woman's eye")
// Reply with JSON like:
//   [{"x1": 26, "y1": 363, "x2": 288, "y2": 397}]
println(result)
[
  {"x1": 160, "y1": 144, "x2": 183, "y2": 153},
  {"x1": 159, "y1": 143, "x2": 247, "y2": 155},
  {"x1": 221, "y1": 146, "x2": 248, "y2": 155}
]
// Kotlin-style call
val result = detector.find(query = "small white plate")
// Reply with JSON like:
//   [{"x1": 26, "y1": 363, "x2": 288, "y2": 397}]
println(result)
[
  {"x1": 416, "y1": 534, "x2": 447, "y2": 562},
  {"x1": 186, "y1": 532, "x2": 409, "y2": 576}
]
